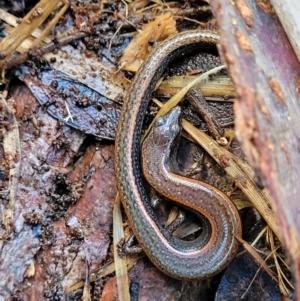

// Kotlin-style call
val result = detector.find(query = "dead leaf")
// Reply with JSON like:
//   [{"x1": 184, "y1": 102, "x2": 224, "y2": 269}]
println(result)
[{"x1": 119, "y1": 12, "x2": 177, "y2": 72}]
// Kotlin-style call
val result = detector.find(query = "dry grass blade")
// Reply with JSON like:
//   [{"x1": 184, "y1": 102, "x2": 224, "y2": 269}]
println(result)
[
  {"x1": 157, "y1": 74, "x2": 235, "y2": 97},
  {"x1": 250, "y1": 226, "x2": 267, "y2": 248},
  {"x1": 66, "y1": 254, "x2": 143, "y2": 293},
  {"x1": 0, "y1": 0, "x2": 69, "y2": 70},
  {"x1": 143, "y1": 65, "x2": 225, "y2": 140},
  {"x1": 29, "y1": 1, "x2": 70, "y2": 49},
  {"x1": 267, "y1": 228, "x2": 294, "y2": 295},
  {"x1": 155, "y1": 65, "x2": 225, "y2": 120},
  {"x1": 82, "y1": 261, "x2": 91, "y2": 301},
  {"x1": 233, "y1": 199, "x2": 253, "y2": 209},
  {"x1": 237, "y1": 225, "x2": 292, "y2": 297},
  {"x1": 0, "y1": 8, "x2": 50, "y2": 53},
  {"x1": 234, "y1": 234, "x2": 278, "y2": 283},
  {"x1": 0, "y1": 92, "x2": 21, "y2": 231},
  {"x1": 240, "y1": 245, "x2": 278, "y2": 299},
  {"x1": 113, "y1": 193, "x2": 131, "y2": 301}
]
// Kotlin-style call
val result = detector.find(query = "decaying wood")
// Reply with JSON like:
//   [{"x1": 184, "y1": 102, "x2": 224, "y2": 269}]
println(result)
[
  {"x1": 210, "y1": 0, "x2": 300, "y2": 296},
  {"x1": 270, "y1": 0, "x2": 300, "y2": 64}
]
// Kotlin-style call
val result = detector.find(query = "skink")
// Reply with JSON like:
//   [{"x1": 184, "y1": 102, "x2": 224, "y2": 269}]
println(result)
[{"x1": 114, "y1": 30, "x2": 242, "y2": 279}]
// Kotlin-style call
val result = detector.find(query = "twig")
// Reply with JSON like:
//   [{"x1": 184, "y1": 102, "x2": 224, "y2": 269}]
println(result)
[{"x1": 3, "y1": 31, "x2": 88, "y2": 69}]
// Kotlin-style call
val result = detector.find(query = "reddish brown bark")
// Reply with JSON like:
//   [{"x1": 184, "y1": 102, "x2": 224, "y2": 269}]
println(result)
[{"x1": 211, "y1": 0, "x2": 300, "y2": 295}]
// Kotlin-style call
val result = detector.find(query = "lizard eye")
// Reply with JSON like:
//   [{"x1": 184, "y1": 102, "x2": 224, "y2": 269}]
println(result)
[{"x1": 156, "y1": 116, "x2": 165, "y2": 127}]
